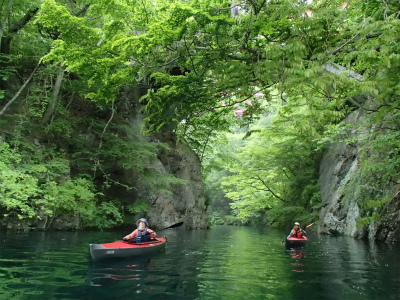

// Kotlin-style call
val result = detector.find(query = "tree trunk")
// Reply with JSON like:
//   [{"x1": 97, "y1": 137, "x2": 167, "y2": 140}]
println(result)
[
  {"x1": 0, "y1": 0, "x2": 14, "y2": 51},
  {"x1": 0, "y1": 62, "x2": 40, "y2": 117},
  {"x1": 42, "y1": 66, "x2": 64, "y2": 124},
  {"x1": 1, "y1": 7, "x2": 39, "y2": 55},
  {"x1": 0, "y1": 6, "x2": 40, "y2": 90}
]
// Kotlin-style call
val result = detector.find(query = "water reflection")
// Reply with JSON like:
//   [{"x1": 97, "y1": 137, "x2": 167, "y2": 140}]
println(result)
[
  {"x1": 289, "y1": 248, "x2": 304, "y2": 260},
  {"x1": 86, "y1": 258, "x2": 155, "y2": 296},
  {"x1": 83, "y1": 229, "x2": 210, "y2": 299},
  {"x1": 87, "y1": 258, "x2": 151, "y2": 286},
  {"x1": 0, "y1": 227, "x2": 399, "y2": 300},
  {"x1": 286, "y1": 248, "x2": 305, "y2": 279}
]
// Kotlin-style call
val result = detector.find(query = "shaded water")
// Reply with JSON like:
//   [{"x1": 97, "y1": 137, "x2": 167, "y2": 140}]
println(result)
[{"x1": 0, "y1": 226, "x2": 399, "y2": 300}]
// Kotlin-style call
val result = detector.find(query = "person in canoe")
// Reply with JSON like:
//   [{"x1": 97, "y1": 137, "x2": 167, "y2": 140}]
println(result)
[
  {"x1": 288, "y1": 222, "x2": 306, "y2": 239},
  {"x1": 123, "y1": 218, "x2": 157, "y2": 243}
]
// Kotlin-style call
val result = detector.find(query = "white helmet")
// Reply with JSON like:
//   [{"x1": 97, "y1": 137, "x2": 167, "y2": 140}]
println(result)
[{"x1": 136, "y1": 218, "x2": 148, "y2": 227}]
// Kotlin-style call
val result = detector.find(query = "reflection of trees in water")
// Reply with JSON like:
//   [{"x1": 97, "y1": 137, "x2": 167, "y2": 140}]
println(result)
[
  {"x1": 160, "y1": 229, "x2": 208, "y2": 299},
  {"x1": 3, "y1": 228, "x2": 400, "y2": 300},
  {"x1": 86, "y1": 257, "x2": 154, "y2": 294},
  {"x1": 85, "y1": 229, "x2": 209, "y2": 298},
  {"x1": 0, "y1": 231, "x2": 94, "y2": 300}
]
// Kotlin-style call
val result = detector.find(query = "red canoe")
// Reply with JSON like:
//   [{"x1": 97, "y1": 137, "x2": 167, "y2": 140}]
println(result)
[
  {"x1": 285, "y1": 236, "x2": 308, "y2": 248},
  {"x1": 89, "y1": 237, "x2": 167, "y2": 260}
]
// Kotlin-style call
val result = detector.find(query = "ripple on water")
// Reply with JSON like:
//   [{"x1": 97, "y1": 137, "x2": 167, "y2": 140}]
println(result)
[{"x1": 1, "y1": 227, "x2": 400, "y2": 300}]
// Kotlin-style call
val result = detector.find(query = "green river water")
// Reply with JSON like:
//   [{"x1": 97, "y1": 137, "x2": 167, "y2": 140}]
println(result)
[{"x1": 0, "y1": 225, "x2": 399, "y2": 300}]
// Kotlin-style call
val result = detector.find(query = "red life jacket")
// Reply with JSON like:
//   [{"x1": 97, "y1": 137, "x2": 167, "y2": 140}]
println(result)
[{"x1": 291, "y1": 229, "x2": 303, "y2": 238}]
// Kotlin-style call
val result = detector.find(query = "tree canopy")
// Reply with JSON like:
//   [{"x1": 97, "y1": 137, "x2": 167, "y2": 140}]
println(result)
[{"x1": 1, "y1": 0, "x2": 400, "y2": 229}]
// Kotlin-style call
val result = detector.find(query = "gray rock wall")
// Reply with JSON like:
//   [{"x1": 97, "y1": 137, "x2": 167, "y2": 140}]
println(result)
[
  {"x1": 144, "y1": 140, "x2": 208, "y2": 230},
  {"x1": 122, "y1": 87, "x2": 208, "y2": 230},
  {"x1": 318, "y1": 109, "x2": 400, "y2": 242},
  {"x1": 370, "y1": 192, "x2": 400, "y2": 242},
  {"x1": 319, "y1": 110, "x2": 363, "y2": 237}
]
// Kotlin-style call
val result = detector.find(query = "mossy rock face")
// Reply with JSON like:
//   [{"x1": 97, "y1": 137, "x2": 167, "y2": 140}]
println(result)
[
  {"x1": 143, "y1": 138, "x2": 208, "y2": 229},
  {"x1": 50, "y1": 213, "x2": 81, "y2": 231},
  {"x1": 1, "y1": 212, "x2": 80, "y2": 231},
  {"x1": 318, "y1": 107, "x2": 399, "y2": 242},
  {"x1": 371, "y1": 194, "x2": 400, "y2": 243}
]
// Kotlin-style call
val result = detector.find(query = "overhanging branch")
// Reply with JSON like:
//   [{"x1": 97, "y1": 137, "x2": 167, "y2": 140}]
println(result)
[{"x1": 254, "y1": 175, "x2": 288, "y2": 203}]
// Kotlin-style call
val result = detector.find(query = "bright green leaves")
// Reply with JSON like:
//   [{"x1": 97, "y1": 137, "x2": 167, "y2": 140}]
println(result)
[
  {"x1": 0, "y1": 142, "x2": 38, "y2": 218},
  {"x1": 141, "y1": 71, "x2": 218, "y2": 133},
  {"x1": 0, "y1": 141, "x2": 99, "y2": 224},
  {"x1": 0, "y1": 137, "x2": 126, "y2": 229},
  {"x1": 38, "y1": 0, "x2": 96, "y2": 45},
  {"x1": 0, "y1": 165, "x2": 40, "y2": 219},
  {"x1": 39, "y1": 177, "x2": 97, "y2": 216},
  {"x1": 38, "y1": 0, "x2": 138, "y2": 102},
  {"x1": 126, "y1": 199, "x2": 149, "y2": 214},
  {"x1": 34, "y1": 0, "x2": 400, "y2": 134},
  {"x1": 217, "y1": 109, "x2": 322, "y2": 225},
  {"x1": 23, "y1": 0, "x2": 400, "y2": 230},
  {"x1": 103, "y1": 133, "x2": 186, "y2": 194},
  {"x1": 86, "y1": 201, "x2": 123, "y2": 229}
]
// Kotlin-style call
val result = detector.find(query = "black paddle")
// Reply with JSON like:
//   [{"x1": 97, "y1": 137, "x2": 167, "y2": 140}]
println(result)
[
  {"x1": 157, "y1": 221, "x2": 184, "y2": 232},
  {"x1": 122, "y1": 221, "x2": 184, "y2": 242}
]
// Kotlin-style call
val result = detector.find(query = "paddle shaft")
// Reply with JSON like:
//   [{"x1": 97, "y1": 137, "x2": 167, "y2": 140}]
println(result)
[
  {"x1": 305, "y1": 222, "x2": 315, "y2": 229},
  {"x1": 123, "y1": 221, "x2": 184, "y2": 242},
  {"x1": 157, "y1": 221, "x2": 184, "y2": 232}
]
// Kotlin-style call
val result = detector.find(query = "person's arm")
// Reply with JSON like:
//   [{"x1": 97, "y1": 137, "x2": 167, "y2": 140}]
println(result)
[
  {"x1": 123, "y1": 229, "x2": 138, "y2": 240},
  {"x1": 147, "y1": 229, "x2": 157, "y2": 239},
  {"x1": 287, "y1": 229, "x2": 294, "y2": 238},
  {"x1": 301, "y1": 229, "x2": 307, "y2": 237}
]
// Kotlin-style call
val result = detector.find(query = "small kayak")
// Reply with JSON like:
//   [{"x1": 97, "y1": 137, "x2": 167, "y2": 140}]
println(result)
[
  {"x1": 285, "y1": 236, "x2": 308, "y2": 248},
  {"x1": 90, "y1": 237, "x2": 167, "y2": 261}
]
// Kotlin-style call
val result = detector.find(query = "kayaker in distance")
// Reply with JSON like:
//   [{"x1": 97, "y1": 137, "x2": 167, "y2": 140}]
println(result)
[
  {"x1": 288, "y1": 222, "x2": 306, "y2": 239},
  {"x1": 123, "y1": 218, "x2": 157, "y2": 243}
]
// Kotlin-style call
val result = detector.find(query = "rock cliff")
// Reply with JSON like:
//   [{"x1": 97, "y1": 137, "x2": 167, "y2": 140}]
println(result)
[
  {"x1": 318, "y1": 110, "x2": 363, "y2": 237},
  {"x1": 143, "y1": 137, "x2": 209, "y2": 230},
  {"x1": 318, "y1": 109, "x2": 400, "y2": 242},
  {"x1": 122, "y1": 87, "x2": 209, "y2": 230}
]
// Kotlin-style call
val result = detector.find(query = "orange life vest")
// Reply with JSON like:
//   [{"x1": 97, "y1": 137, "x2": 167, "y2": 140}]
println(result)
[{"x1": 291, "y1": 229, "x2": 303, "y2": 238}]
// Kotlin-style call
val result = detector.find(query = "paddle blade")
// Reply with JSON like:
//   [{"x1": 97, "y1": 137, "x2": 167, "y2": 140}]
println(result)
[
  {"x1": 167, "y1": 221, "x2": 183, "y2": 229},
  {"x1": 157, "y1": 221, "x2": 184, "y2": 232},
  {"x1": 305, "y1": 223, "x2": 315, "y2": 229}
]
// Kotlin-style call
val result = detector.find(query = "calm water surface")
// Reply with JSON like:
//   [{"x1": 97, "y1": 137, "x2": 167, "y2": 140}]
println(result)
[{"x1": 0, "y1": 226, "x2": 399, "y2": 300}]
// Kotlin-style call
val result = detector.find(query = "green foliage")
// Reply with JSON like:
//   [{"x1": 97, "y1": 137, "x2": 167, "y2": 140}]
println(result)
[
  {"x1": 32, "y1": 0, "x2": 400, "y2": 137},
  {"x1": 2, "y1": 0, "x2": 400, "y2": 230},
  {"x1": 345, "y1": 120, "x2": 400, "y2": 226},
  {"x1": 85, "y1": 201, "x2": 123, "y2": 229},
  {"x1": 266, "y1": 205, "x2": 314, "y2": 230},
  {"x1": 357, "y1": 212, "x2": 380, "y2": 228},
  {"x1": 127, "y1": 200, "x2": 149, "y2": 214},
  {"x1": 105, "y1": 135, "x2": 160, "y2": 171},
  {"x1": 217, "y1": 107, "x2": 324, "y2": 226},
  {"x1": 0, "y1": 148, "x2": 39, "y2": 219},
  {"x1": 210, "y1": 211, "x2": 225, "y2": 225},
  {"x1": 0, "y1": 141, "x2": 99, "y2": 223}
]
